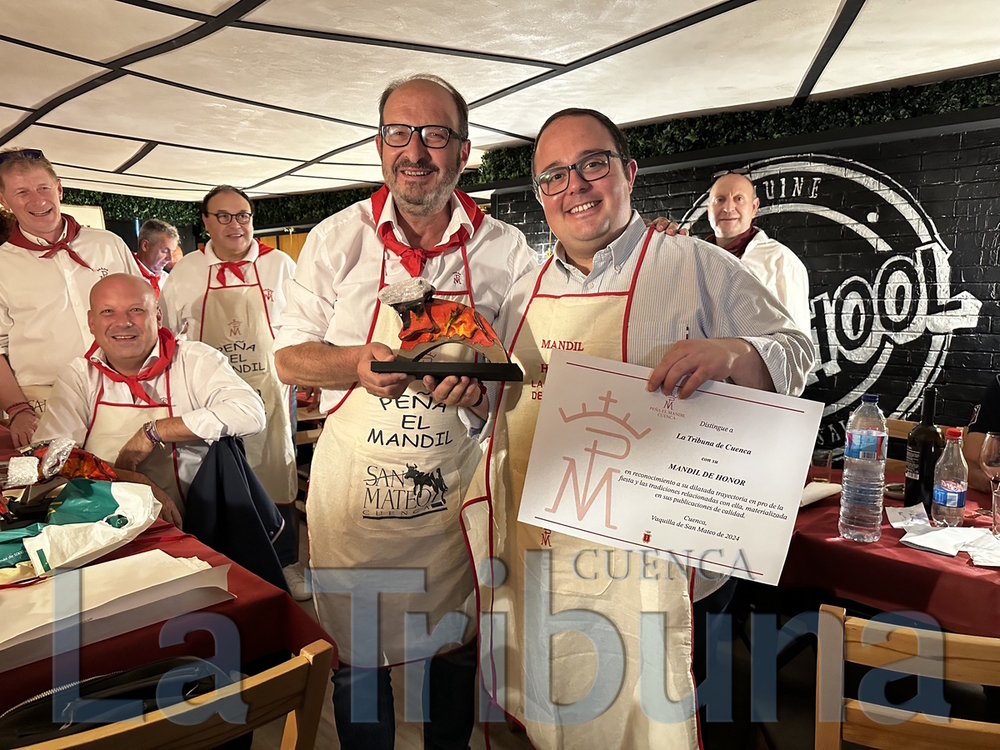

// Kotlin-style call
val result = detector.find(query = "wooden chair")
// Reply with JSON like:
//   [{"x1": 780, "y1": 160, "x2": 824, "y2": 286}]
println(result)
[
  {"x1": 815, "y1": 605, "x2": 1000, "y2": 749},
  {"x1": 24, "y1": 639, "x2": 334, "y2": 750}
]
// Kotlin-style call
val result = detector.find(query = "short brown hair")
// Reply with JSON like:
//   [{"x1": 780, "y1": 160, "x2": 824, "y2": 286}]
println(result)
[
  {"x1": 378, "y1": 75, "x2": 469, "y2": 141},
  {"x1": 0, "y1": 149, "x2": 59, "y2": 191}
]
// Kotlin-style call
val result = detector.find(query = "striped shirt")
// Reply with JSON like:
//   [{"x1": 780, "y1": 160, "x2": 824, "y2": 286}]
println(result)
[{"x1": 496, "y1": 212, "x2": 815, "y2": 396}]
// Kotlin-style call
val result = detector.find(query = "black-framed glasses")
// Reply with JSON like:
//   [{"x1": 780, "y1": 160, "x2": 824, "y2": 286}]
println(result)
[
  {"x1": 0, "y1": 148, "x2": 45, "y2": 166},
  {"x1": 205, "y1": 211, "x2": 253, "y2": 225},
  {"x1": 534, "y1": 150, "x2": 623, "y2": 196},
  {"x1": 380, "y1": 124, "x2": 459, "y2": 149}
]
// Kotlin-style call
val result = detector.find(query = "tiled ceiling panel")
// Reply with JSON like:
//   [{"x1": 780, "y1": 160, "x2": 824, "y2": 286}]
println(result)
[
  {"x1": 1, "y1": 0, "x2": 992, "y2": 202},
  {"x1": 127, "y1": 26, "x2": 547, "y2": 126},
  {"x1": 38, "y1": 76, "x2": 372, "y2": 160},
  {"x1": 4, "y1": 126, "x2": 146, "y2": 172},
  {"x1": 471, "y1": 0, "x2": 843, "y2": 136},
  {"x1": 251, "y1": 174, "x2": 370, "y2": 197},
  {"x1": 244, "y1": 0, "x2": 722, "y2": 64},
  {"x1": 0, "y1": 41, "x2": 104, "y2": 109},
  {"x1": 124, "y1": 145, "x2": 302, "y2": 187},
  {"x1": 813, "y1": 0, "x2": 1000, "y2": 94},
  {"x1": 58, "y1": 165, "x2": 214, "y2": 192},
  {"x1": 3, "y1": 0, "x2": 197, "y2": 63},
  {"x1": 0, "y1": 107, "x2": 28, "y2": 135}
]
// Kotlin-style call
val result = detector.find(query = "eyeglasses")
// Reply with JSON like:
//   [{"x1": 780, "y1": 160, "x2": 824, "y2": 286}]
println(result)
[
  {"x1": 0, "y1": 149, "x2": 45, "y2": 166},
  {"x1": 534, "y1": 150, "x2": 623, "y2": 196},
  {"x1": 380, "y1": 124, "x2": 460, "y2": 149},
  {"x1": 205, "y1": 211, "x2": 253, "y2": 225}
]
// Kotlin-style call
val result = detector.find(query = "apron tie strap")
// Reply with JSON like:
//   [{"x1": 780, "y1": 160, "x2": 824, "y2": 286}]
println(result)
[
  {"x1": 217, "y1": 261, "x2": 249, "y2": 286},
  {"x1": 86, "y1": 328, "x2": 177, "y2": 406},
  {"x1": 6, "y1": 215, "x2": 91, "y2": 269}
]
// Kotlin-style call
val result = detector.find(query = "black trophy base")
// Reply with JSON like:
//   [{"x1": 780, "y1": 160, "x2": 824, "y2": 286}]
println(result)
[{"x1": 371, "y1": 361, "x2": 523, "y2": 382}]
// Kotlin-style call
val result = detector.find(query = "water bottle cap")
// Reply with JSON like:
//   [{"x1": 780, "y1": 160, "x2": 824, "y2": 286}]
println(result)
[
  {"x1": 861, "y1": 393, "x2": 879, "y2": 403},
  {"x1": 945, "y1": 427, "x2": 963, "y2": 440}
]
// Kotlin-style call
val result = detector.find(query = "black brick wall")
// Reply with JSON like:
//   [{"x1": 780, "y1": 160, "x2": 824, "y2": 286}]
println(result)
[{"x1": 493, "y1": 128, "x2": 1000, "y2": 452}]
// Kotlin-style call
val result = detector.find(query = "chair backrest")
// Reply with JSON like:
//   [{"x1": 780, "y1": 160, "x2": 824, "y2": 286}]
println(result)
[
  {"x1": 24, "y1": 639, "x2": 334, "y2": 750},
  {"x1": 815, "y1": 605, "x2": 1000, "y2": 749},
  {"x1": 885, "y1": 418, "x2": 916, "y2": 441}
]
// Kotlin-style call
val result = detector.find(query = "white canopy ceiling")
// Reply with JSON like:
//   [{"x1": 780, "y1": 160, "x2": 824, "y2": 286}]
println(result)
[{"x1": 2, "y1": 0, "x2": 999, "y2": 203}]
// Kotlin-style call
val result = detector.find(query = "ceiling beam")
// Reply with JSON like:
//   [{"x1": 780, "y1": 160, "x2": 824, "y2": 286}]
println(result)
[
  {"x1": 113, "y1": 142, "x2": 158, "y2": 173},
  {"x1": 793, "y1": 0, "x2": 867, "y2": 105},
  {"x1": 0, "y1": 0, "x2": 270, "y2": 146},
  {"x1": 468, "y1": 0, "x2": 758, "y2": 110}
]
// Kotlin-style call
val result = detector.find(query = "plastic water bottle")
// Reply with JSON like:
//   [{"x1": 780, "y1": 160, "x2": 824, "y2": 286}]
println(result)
[
  {"x1": 839, "y1": 393, "x2": 888, "y2": 543},
  {"x1": 931, "y1": 428, "x2": 968, "y2": 527}
]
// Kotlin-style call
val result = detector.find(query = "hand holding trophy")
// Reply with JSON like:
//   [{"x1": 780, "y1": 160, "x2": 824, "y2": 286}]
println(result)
[{"x1": 370, "y1": 279, "x2": 523, "y2": 381}]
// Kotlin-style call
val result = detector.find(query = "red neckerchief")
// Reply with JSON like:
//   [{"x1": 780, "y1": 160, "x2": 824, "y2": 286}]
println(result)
[
  {"x1": 6, "y1": 214, "x2": 90, "y2": 269},
  {"x1": 370, "y1": 185, "x2": 484, "y2": 277},
  {"x1": 135, "y1": 257, "x2": 161, "y2": 298},
  {"x1": 86, "y1": 327, "x2": 177, "y2": 406},
  {"x1": 706, "y1": 224, "x2": 759, "y2": 260},
  {"x1": 203, "y1": 242, "x2": 273, "y2": 286}
]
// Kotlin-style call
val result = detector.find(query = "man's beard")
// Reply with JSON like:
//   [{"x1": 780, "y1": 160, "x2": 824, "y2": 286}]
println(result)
[{"x1": 384, "y1": 152, "x2": 462, "y2": 217}]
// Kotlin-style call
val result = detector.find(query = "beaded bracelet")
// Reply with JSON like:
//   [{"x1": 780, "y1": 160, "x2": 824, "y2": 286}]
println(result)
[
  {"x1": 6, "y1": 401, "x2": 35, "y2": 419},
  {"x1": 143, "y1": 420, "x2": 166, "y2": 449}
]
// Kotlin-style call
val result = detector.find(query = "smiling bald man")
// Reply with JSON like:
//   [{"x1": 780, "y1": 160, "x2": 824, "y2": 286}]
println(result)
[{"x1": 35, "y1": 274, "x2": 266, "y2": 526}]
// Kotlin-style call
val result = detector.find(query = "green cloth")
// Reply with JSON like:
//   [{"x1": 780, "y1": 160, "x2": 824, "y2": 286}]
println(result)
[
  {"x1": 46, "y1": 479, "x2": 120, "y2": 526},
  {"x1": 0, "y1": 480, "x2": 124, "y2": 569},
  {"x1": 0, "y1": 523, "x2": 46, "y2": 568}
]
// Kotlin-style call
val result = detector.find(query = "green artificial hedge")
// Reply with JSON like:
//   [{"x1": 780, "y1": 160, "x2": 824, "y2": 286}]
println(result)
[{"x1": 61, "y1": 71, "x2": 1000, "y2": 231}]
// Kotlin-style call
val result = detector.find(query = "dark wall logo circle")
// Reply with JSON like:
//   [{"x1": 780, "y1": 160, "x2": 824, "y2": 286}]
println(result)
[{"x1": 681, "y1": 154, "x2": 981, "y2": 419}]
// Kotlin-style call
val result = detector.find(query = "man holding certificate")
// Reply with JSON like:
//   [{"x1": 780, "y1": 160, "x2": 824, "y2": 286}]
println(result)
[{"x1": 461, "y1": 109, "x2": 815, "y2": 749}]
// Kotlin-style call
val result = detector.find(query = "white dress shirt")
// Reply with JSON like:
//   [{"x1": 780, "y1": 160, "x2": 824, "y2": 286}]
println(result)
[
  {"x1": 160, "y1": 239, "x2": 296, "y2": 340},
  {"x1": 274, "y1": 190, "x2": 539, "y2": 413},
  {"x1": 35, "y1": 339, "x2": 266, "y2": 493},
  {"x1": 741, "y1": 230, "x2": 811, "y2": 336},
  {"x1": 0, "y1": 219, "x2": 141, "y2": 388},
  {"x1": 496, "y1": 213, "x2": 815, "y2": 397}
]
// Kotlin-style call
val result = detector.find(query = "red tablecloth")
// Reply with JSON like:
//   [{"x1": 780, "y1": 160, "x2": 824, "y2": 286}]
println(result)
[
  {"x1": 781, "y1": 471, "x2": 1000, "y2": 638},
  {"x1": 0, "y1": 518, "x2": 335, "y2": 713}
]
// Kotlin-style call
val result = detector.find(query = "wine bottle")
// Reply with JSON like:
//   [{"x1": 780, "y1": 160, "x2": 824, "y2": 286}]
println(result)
[{"x1": 904, "y1": 387, "x2": 945, "y2": 510}]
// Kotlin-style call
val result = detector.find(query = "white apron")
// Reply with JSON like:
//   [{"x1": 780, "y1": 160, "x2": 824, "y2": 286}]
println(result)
[
  {"x1": 308, "y1": 246, "x2": 482, "y2": 666},
  {"x1": 83, "y1": 378, "x2": 184, "y2": 510},
  {"x1": 198, "y1": 259, "x2": 296, "y2": 506},
  {"x1": 461, "y1": 229, "x2": 700, "y2": 750}
]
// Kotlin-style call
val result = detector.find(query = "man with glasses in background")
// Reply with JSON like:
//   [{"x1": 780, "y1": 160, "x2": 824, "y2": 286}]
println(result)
[
  {"x1": 0, "y1": 148, "x2": 141, "y2": 447},
  {"x1": 273, "y1": 74, "x2": 538, "y2": 749},
  {"x1": 135, "y1": 218, "x2": 179, "y2": 298},
  {"x1": 462, "y1": 108, "x2": 815, "y2": 749},
  {"x1": 159, "y1": 185, "x2": 302, "y2": 596},
  {"x1": 705, "y1": 171, "x2": 811, "y2": 334}
]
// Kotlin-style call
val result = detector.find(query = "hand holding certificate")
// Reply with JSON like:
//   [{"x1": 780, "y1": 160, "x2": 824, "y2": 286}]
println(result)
[{"x1": 518, "y1": 351, "x2": 824, "y2": 585}]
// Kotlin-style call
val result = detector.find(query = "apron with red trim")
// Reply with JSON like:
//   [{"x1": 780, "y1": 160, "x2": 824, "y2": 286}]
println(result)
[
  {"x1": 307, "y1": 191, "x2": 484, "y2": 666},
  {"x1": 197, "y1": 245, "x2": 296, "y2": 506},
  {"x1": 83, "y1": 373, "x2": 184, "y2": 511},
  {"x1": 461, "y1": 228, "x2": 700, "y2": 749}
]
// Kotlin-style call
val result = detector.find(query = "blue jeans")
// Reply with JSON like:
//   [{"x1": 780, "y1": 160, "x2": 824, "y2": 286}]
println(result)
[{"x1": 331, "y1": 640, "x2": 477, "y2": 750}]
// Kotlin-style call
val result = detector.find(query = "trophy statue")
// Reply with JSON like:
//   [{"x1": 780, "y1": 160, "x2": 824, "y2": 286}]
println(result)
[{"x1": 370, "y1": 278, "x2": 523, "y2": 381}]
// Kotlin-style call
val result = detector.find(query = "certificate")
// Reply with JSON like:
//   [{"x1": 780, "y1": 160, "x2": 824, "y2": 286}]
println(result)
[{"x1": 518, "y1": 351, "x2": 823, "y2": 585}]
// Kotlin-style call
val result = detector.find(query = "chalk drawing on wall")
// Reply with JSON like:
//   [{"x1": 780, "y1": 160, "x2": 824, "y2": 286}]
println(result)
[{"x1": 680, "y1": 154, "x2": 982, "y2": 420}]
